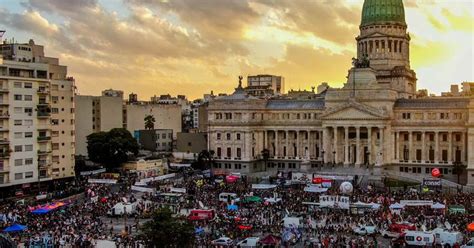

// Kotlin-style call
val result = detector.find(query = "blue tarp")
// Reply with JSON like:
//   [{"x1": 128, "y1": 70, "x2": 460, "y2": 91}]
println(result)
[
  {"x1": 194, "y1": 227, "x2": 204, "y2": 235},
  {"x1": 227, "y1": 205, "x2": 238, "y2": 211},
  {"x1": 3, "y1": 224, "x2": 27, "y2": 232}
]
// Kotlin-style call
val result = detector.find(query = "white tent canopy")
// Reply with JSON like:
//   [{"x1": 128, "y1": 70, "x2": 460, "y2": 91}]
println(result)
[
  {"x1": 389, "y1": 203, "x2": 405, "y2": 209},
  {"x1": 431, "y1": 202, "x2": 446, "y2": 209}
]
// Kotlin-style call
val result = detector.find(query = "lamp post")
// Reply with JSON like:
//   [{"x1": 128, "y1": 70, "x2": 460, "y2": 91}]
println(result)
[
  {"x1": 321, "y1": 150, "x2": 325, "y2": 168},
  {"x1": 332, "y1": 151, "x2": 336, "y2": 168}
]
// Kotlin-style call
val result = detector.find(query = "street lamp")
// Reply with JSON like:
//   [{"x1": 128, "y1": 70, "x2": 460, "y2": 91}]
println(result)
[
  {"x1": 332, "y1": 151, "x2": 336, "y2": 168},
  {"x1": 321, "y1": 150, "x2": 325, "y2": 167}
]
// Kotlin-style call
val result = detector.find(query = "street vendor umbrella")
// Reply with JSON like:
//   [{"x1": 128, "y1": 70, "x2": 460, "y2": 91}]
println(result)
[
  {"x1": 3, "y1": 224, "x2": 27, "y2": 232},
  {"x1": 243, "y1": 196, "x2": 262, "y2": 203},
  {"x1": 259, "y1": 234, "x2": 281, "y2": 245},
  {"x1": 227, "y1": 205, "x2": 238, "y2": 211},
  {"x1": 226, "y1": 175, "x2": 239, "y2": 183},
  {"x1": 238, "y1": 225, "x2": 252, "y2": 230},
  {"x1": 467, "y1": 223, "x2": 474, "y2": 232}
]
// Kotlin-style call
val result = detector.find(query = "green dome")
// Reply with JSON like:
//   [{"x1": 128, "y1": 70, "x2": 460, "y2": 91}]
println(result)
[{"x1": 361, "y1": 0, "x2": 406, "y2": 27}]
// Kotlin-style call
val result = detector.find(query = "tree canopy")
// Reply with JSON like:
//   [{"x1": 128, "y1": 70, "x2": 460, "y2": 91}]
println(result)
[
  {"x1": 86, "y1": 128, "x2": 139, "y2": 169},
  {"x1": 139, "y1": 208, "x2": 194, "y2": 247},
  {"x1": 144, "y1": 114, "x2": 156, "y2": 130}
]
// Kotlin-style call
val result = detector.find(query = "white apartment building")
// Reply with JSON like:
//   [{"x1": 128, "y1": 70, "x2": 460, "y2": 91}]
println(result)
[{"x1": 0, "y1": 39, "x2": 75, "y2": 189}]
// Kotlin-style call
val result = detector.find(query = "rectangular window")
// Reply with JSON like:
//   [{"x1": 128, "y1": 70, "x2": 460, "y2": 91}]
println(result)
[
  {"x1": 25, "y1": 132, "x2": 33, "y2": 138},
  {"x1": 14, "y1": 107, "x2": 22, "y2": 113},
  {"x1": 24, "y1": 158, "x2": 33, "y2": 165},
  {"x1": 52, "y1": 131, "x2": 59, "y2": 137},
  {"x1": 442, "y1": 150, "x2": 448, "y2": 162},
  {"x1": 236, "y1": 133, "x2": 241, "y2": 140},
  {"x1": 14, "y1": 132, "x2": 22, "y2": 139},
  {"x1": 52, "y1": 143, "x2": 59, "y2": 150},
  {"x1": 51, "y1": 108, "x2": 59, "y2": 114},
  {"x1": 14, "y1": 145, "x2": 22, "y2": 152},
  {"x1": 14, "y1": 120, "x2": 22, "y2": 126},
  {"x1": 24, "y1": 95, "x2": 32, "y2": 101},
  {"x1": 14, "y1": 94, "x2": 22, "y2": 101},
  {"x1": 24, "y1": 82, "x2": 32, "y2": 88},
  {"x1": 24, "y1": 108, "x2": 33, "y2": 115},
  {"x1": 14, "y1": 82, "x2": 22, "y2": 88},
  {"x1": 51, "y1": 119, "x2": 59, "y2": 125},
  {"x1": 51, "y1": 96, "x2": 59, "y2": 102},
  {"x1": 25, "y1": 171, "x2": 33, "y2": 178},
  {"x1": 25, "y1": 145, "x2": 33, "y2": 151},
  {"x1": 24, "y1": 120, "x2": 33, "y2": 126},
  {"x1": 14, "y1": 173, "x2": 23, "y2": 180},
  {"x1": 217, "y1": 133, "x2": 221, "y2": 140},
  {"x1": 14, "y1": 159, "x2": 23, "y2": 166}
]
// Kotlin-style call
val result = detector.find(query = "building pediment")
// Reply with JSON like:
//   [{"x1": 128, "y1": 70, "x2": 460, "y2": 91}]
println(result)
[{"x1": 321, "y1": 100, "x2": 388, "y2": 120}]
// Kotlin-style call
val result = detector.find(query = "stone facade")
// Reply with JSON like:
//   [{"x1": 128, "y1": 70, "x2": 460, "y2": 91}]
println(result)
[{"x1": 207, "y1": 0, "x2": 474, "y2": 185}]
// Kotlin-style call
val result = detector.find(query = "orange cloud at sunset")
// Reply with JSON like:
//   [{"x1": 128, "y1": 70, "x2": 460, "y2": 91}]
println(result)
[{"x1": 0, "y1": 0, "x2": 472, "y2": 99}]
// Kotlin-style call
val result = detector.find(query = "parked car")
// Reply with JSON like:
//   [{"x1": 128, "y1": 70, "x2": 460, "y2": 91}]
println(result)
[
  {"x1": 353, "y1": 225, "x2": 377, "y2": 235},
  {"x1": 236, "y1": 237, "x2": 260, "y2": 247},
  {"x1": 211, "y1": 237, "x2": 233, "y2": 246}
]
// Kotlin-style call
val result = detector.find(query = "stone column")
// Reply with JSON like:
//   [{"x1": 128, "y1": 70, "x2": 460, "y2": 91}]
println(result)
[
  {"x1": 322, "y1": 128, "x2": 329, "y2": 163},
  {"x1": 319, "y1": 131, "x2": 323, "y2": 159},
  {"x1": 367, "y1": 127, "x2": 372, "y2": 165},
  {"x1": 344, "y1": 126, "x2": 350, "y2": 166},
  {"x1": 434, "y1": 131, "x2": 439, "y2": 163},
  {"x1": 395, "y1": 131, "x2": 399, "y2": 161},
  {"x1": 356, "y1": 127, "x2": 361, "y2": 166},
  {"x1": 264, "y1": 130, "x2": 268, "y2": 150},
  {"x1": 296, "y1": 131, "x2": 300, "y2": 158},
  {"x1": 378, "y1": 127, "x2": 384, "y2": 166},
  {"x1": 333, "y1": 126, "x2": 338, "y2": 164},
  {"x1": 448, "y1": 132, "x2": 453, "y2": 163},
  {"x1": 421, "y1": 132, "x2": 426, "y2": 162},
  {"x1": 285, "y1": 130, "x2": 289, "y2": 158},
  {"x1": 408, "y1": 131, "x2": 413, "y2": 162},
  {"x1": 274, "y1": 130, "x2": 279, "y2": 158}
]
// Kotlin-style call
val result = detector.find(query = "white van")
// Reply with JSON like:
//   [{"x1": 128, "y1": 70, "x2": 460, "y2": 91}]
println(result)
[
  {"x1": 218, "y1": 193, "x2": 240, "y2": 203},
  {"x1": 404, "y1": 231, "x2": 435, "y2": 246},
  {"x1": 433, "y1": 228, "x2": 463, "y2": 246},
  {"x1": 236, "y1": 237, "x2": 260, "y2": 247},
  {"x1": 107, "y1": 202, "x2": 137, "y2": 216}
]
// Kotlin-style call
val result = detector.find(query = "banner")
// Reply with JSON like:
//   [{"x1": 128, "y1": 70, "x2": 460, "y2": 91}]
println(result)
[
  {"x1": 400, "y1": 200, "x2": 433, "y2": 207},
  {"x1": 319, "y1": 195, "x2": 350, "y2": 209},
  {"x1": 304, "y1": 185, "x2": 328, "y2": 193},
  {"x1": 252, "y1": 184, "x2": 278, "y2": 190},
  {"x1": 80, "y1": 168, "x2": 106, "y2": 176},
  {"x1": 170, "y1": 187, "x2": 186, "y2": 193},
  {"x1": 131, "y1": 186, "x2": 156, "y2": 193},
  {"x1": 140, "y1": 173, "x2": 176, "y2": 184},
  {"x1": 423, "y1": 178, "x2": 441, "y2": 187},
  {"x1": 88, "y1": 179, "x2": 117, "y2": 184}
]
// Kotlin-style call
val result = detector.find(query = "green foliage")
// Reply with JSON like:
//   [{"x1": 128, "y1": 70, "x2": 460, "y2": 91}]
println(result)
[
  {"x1": 144, "y1": 115, "x2": 156, "y2": 130},
  {"x1": 139, "y1": 208, "x2": 195, "y2": 248},
  {"x1": 452, "y1": 162, "x2": 467, "y2": 184},
  {"x1": 86, "y1": 128, "x2": 139, "y2": 169}
]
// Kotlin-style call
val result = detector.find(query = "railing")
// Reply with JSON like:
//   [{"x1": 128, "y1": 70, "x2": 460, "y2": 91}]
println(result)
[
  {"x1": 37, "y1": 112, "x2": 51, "y2": 117},
  {"x1": 37, "y1": 150, "x2": 52, "y2": 155},
  {"x1": 37, "y1": 136, "x2": 51, "y2": 141},
  {"x1": 0, "y1": 139, "x2": 9, "y2": 145}
]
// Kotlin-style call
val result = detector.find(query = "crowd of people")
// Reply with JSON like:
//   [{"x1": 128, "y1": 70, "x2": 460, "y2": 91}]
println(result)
[{"x1": 0, "y1": 170, "x2": 472, "y2": 247}]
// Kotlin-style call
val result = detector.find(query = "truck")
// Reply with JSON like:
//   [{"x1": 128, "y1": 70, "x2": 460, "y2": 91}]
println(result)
[
  {"x1": 403, "y1": 231, "x2": 435, "y2": 247},
  {"x1": 381, "y1": 223, "x2": 416, "y2": 238},
  {"x1": 188, "y1": 209, "x2": 215, "y2": 221},
  {"x1": 107, "y1": 202, "x2": 137, "y2": 216},
  {"x1": 433, "y1": 228, "x2": 463, "y2": 247}
]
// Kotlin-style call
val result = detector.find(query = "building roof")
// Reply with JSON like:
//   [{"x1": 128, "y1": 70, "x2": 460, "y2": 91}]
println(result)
[
  {"x1": 394, "y1": 98, "x2": 470, "y2": 109},
  {"x1": 361, "y1": 0, "x2": 406, "y2": 27},
  {"x1": 266, "y1": 99, "x2": 325, "y2": 110}
]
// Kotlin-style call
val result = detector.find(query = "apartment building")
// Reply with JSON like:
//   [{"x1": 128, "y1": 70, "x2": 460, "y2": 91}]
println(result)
[
  {"x1": 0, "y1": 39, "x2": 75, "y2": 190},
  {"x1": 75, "y1": 91, "x2": 123, "y2": 156}
]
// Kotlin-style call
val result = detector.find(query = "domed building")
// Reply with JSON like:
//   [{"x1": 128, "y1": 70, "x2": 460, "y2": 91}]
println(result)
[{"x1": 207, "y1": 0, "x2": 474, "y2": 186}]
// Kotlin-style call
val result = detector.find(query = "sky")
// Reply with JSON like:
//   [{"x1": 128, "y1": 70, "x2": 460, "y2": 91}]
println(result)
[{"x1": 0, "y1": 0, "x2": 472, "y2": 100}]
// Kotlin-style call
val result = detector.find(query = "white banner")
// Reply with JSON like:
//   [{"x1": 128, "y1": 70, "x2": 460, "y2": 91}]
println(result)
[
  {"x1": 252, "y1": 184, "x2": 278, "y2": 190},
  {"x1": 170, "y1": 187, "x2": 186, "y2": 193},
  {"x1": 80, "y1": 168, "x2": 106, "y2": 176},
  {"x1": 400, "y1": 200, "x2": 433, "y2": 207},
  {"x1": 131, "y1": 186, "x2": 156, "y2": 193},
  {"x1": 88, "y1": 179, "x2": 117, "y2": 184},
  {"x1": 304, "y1": 185, "x2": 328, "y2": 193},
  {"x1": 140, "y1": 173, "x2": 176, "y2": 184},
  {"x1": 319, "y1": 195, "x2": 350, "y2": 209},
  {"x1": 169, "y1": 163, "x2": 191, "y2": 168}
]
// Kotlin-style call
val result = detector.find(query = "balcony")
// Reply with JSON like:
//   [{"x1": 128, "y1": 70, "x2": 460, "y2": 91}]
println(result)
[
  {"x1": 37, "y1": 150, "x2": 52, "y2": 155},
  {"x1": 37, "y1": 101, "x2": 50, "y2": 107},
  {"x1": 0, "y1": 139, "x2": 9, "y2": 145},
  {"x1": 0, "y1": 150, "x2": 10, "y2": 158},
  {"x1": 0, "y1": 88, "x2": 8, "y2": 93},
  {"x1": 36, "y1": 110, "x2": 51, "y2": 118},
  {"x1": 0, "y1": 102, "x2": 9, "y2": 106},
  {"x1": 38, "y1": 160, "x2": 51, "y2": 168},
  {"x1": 37, "y1": 88, "x2": 49, "y2": 94},
  {"x1": 0, "y1": 113, "x2": 9, "y2": 119},
  {"x1": 37, "y1": 136, "x2": 51, "y2": 142},
  {"x1": 0, "y1": 127, "x2": 8, "y2": 132}
]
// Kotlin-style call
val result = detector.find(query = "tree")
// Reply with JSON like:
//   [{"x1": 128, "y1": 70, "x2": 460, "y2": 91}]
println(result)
[
  {"x1": 193, "y1": 150, "x2": 215, "y2": 170},
  {"x1": 261, "y1": 149, "x2": 270, "y2": 172},
  {"x1": 452, "y1": 161, "x2": 467, "y2": 184},
  {"x1": 144, "y1": 115, "x2": 156, "y2": 130},
  {"x1": 87, "y1": 128, "x2": 139, "y2": 170},
  {"x1": 139, "y1": 208, "x2": 194, "y2": 247}
]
